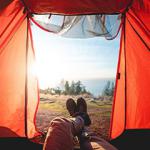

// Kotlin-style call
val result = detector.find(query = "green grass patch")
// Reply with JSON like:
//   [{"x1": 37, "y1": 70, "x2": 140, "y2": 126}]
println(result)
[
  {"x1": 39, "y1": 102, "x2": 66, "y2": 112},
  {"x1": 87, "y1": 101, "x2": 112, "y2": 109}
]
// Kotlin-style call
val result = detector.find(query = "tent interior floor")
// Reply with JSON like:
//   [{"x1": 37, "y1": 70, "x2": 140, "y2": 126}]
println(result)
[
  {"x1": 0, "y1": 137, "x2": 43, "y2": 150},
  {"x1": 0, "y1": 137, "x2": 81, "y2": 150},
  {"x1": 110, "y1": 129, "x2": 150, "y2": 150},
  {"x1": 0, "y1": 130, "x2": 150, "y2": 150}
]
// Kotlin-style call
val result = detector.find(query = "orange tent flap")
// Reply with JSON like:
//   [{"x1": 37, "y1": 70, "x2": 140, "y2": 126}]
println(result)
[
  {"x1": 125, "y1": 14, "x2": 150, "y2": 129},
  {"x1": 110, "y1": 0, "x2": 150, "y2": 139},
  {"x1": 0, "y1": 19, "x2": 27, "y2": 137},
  {"x1": 109, "y1": 27, "x2": 126, "y2": 139},
  {"x1": 0, "y1": 1, "x2": 39, "y2": 137}
]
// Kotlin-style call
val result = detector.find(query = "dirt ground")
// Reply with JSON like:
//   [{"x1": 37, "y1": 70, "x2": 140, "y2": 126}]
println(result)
[{"x1": 35, "y1": 94, "x2": 112, "y2": 143}]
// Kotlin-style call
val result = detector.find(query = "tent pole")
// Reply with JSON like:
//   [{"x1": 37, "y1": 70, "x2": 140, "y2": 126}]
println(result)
[
  {"x1": 25, "y1": 17, "x2": 29, "y2": 137},
  {"x1": 124, "y1": 13, "x2": 127, "y2": 130}
]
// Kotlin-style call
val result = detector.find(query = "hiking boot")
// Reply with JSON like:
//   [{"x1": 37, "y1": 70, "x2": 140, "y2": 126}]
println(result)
[
  {"x1": 76, "y1": 97, "x2": 87, "y2": 113},
  {"x1": 66, "y1": 98, "x2": 77, "y2": 117},
  {"x1": 76, "y1": 97, "x2": 91, "y2": 126}
]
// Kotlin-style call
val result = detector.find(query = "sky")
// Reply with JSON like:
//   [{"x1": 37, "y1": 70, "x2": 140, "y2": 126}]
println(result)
[{"x1": 31, "y1": 22, "x2": 120, "y2": 89}]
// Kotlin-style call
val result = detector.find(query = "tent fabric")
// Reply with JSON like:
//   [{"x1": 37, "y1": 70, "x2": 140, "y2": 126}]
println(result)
[
  {"x1": 32, "y1": 14, "x2": 121, "y2": 39},
  {"x1": 131, "y1": 0, "x2": 150, "y2": 31},
  {"x1": 0, "y1": 18, "x2": 39, "y2": 138},
  {"x1": 0, "y1": 0, "x2": 39, "y2": 138},
  {"x1": 0, "y1": 19, "x2": 27, "y2": 137},
  {"x1": 0, "y1": 0, "x2": 13, "y2": 10},
  {"x1": 109, "y1": 26, "x2": 126, "y2": 139},
  {"x1": 110, "y1": 0, "x2": 150, "y2": 139},
  {"x1": 0, "y1": 0, "x2": 26, "y2": 137},
  {"x1": 0, "y1": 0, "x2": 25, "y2": 51},
  {"x1": 125, "y1": 15, "x2": 150, "y2": 128},
  {"x1": 23, "y1": 0, "x2": 132, "y2": 15}
]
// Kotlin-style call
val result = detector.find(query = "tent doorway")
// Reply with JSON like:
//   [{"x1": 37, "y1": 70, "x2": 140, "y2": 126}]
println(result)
[{"x1": 30, "y1": 16, "x2": 120, "y2": 145}]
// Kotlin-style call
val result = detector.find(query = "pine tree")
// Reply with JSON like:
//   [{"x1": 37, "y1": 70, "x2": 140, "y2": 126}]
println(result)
[
  {"x1": 102, "y1": 81, "x2": 115, "y2": 97},
  {"x1": 75, "y1": 81, "x2": 82, "y2": 95},
  {"x1": 64, "y1": 81, "x2": 70, "y2": 95},
  {"x1": 102, "y1": 81, "x2": 111, "y2": 96},
  {"x1": 70, "y1": 81, "x2": 75, "y2": 95}
]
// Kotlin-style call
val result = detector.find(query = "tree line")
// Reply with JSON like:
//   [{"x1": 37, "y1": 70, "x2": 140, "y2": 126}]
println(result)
[
  {"x1": 40, "y1": 80, "x2": 90, "y2": 96},
  {"x1": 40, "y1": 80, "x2": 115, "y2": 98}
]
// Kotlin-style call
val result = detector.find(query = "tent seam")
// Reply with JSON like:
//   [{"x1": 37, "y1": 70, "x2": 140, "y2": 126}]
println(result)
[
  {"x1": 124, "y1": 13, "x2": 127, "y2": 130},
  {"x1": 0, "y1": 13, "x2": 26, "y2": 55},
  {"x1": 126, "y1": 16, "x2": 150, "y2": 51}
]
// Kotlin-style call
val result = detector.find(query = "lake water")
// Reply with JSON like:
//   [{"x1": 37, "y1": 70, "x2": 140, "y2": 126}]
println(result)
[{"x1": 80, "y1": 78, "x2": 115, "y2": 97}]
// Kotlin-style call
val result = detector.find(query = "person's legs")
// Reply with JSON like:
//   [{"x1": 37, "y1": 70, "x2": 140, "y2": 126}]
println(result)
[
  {"x1": 76, "y1": 97, "x2": 118, "y2": 150},
  {"x1": 43, "y1": 99, "x2": 85, "y2": 150},
  {"x1": 87, "y1": 135, "x2": 118, "y2": 150},
  {"x1": 43, "y1": 98, "x2": 118, "y2": 150},
  {"x1": 43, "y1": 117, "x2": 74, "y2": 150},
  {"x1": 43, "y1": 116, "x2": 84, "y2": 150}
]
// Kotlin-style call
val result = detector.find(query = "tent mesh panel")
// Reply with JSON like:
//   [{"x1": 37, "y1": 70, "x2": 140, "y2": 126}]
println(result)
[{"x1": 32, "y1": 14, "x2": 121, "y2": 39}]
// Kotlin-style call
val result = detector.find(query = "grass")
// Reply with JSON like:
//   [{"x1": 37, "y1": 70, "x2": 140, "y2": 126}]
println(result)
[
  {"x1": 39, "y1": 103, "x2": 66, "y2": 112},
  {"x1": 36, "y1": 94, "x2": 112, "y2": 141}
]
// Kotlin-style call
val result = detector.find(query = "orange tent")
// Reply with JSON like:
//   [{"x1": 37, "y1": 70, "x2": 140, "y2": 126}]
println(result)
[{"x1": 0, "y1": 0, "x2": 150, "y2": 147}]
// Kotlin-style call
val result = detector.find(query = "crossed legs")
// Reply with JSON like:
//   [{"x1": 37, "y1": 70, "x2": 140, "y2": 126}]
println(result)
[{"x1": 43, "y1": 97, "x2": 118, "y2": 150}]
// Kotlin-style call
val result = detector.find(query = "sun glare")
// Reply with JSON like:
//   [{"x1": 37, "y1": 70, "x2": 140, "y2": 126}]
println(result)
[
  {"x1": 34, "y1": 45, "x2": 85, "y2": 89},
  {"x1": 35, "y1": 49, "x2": 64, "y2": 88}
]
